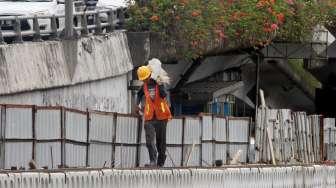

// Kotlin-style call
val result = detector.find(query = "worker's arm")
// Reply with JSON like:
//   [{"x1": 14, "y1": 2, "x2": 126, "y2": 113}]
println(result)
[
  {"x1": 136, "y1": 88, "x2": 144, "y2": 105},
  {"x1": 135, "y1": 88, "x2": 144, "y2": 115}
]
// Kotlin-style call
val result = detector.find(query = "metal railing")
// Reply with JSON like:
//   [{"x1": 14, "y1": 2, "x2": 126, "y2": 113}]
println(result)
[{"x1": 0, "y1": 7, "x2": 125, "y2": 44}]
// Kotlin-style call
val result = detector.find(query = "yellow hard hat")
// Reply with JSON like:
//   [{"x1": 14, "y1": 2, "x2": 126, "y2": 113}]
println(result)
[{"x1": 137, "y1": 66, "x2": 152, "y2": 81}]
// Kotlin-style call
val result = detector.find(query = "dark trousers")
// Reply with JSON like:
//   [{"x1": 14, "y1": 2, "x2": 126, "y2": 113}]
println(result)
[{"x1": 145, "y1": 120, "x2": 167, "y2": 167}]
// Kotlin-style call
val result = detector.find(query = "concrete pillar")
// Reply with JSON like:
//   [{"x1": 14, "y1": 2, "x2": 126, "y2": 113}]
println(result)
[{"x1": 65, "y1": 0, "x2": 74, "y2": 39}]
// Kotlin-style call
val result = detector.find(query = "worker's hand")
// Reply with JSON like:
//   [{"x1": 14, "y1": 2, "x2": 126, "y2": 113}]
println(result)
[{"x1": 135, "y1": 106, "x2": 142, "y2": 116}]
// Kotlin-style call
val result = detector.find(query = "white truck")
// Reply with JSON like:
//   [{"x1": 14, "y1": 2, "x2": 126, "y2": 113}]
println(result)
[
  {"x1": 0, "y1": 0, "x2": 127, "y2": 40},
  {"x1": 0, "y1": 0, "x2": 69, "y2": 34}
]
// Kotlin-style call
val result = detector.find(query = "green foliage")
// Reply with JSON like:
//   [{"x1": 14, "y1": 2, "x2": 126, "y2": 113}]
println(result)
[
  {"x1": 287, "y1": 59, "x2": 321, "y2": 91},
  {"x1": 126, "y1": 0, "x2": 336, "y2": 59}
]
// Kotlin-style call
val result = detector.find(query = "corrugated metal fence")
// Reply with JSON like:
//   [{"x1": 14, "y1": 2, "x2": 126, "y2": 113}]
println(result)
[
  {"x1": 0, "y1": 105, "x2": 251, "y2": 170},
  {"x1": 1, "y1": 165, "x2": 336, "y2": 188}
]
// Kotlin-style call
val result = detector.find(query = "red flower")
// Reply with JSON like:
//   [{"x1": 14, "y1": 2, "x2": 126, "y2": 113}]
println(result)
[
  {"x1": 277, "y1": 13, "x2": 285, "y2": 24},
  {"x1": 271, "y1": 23, "x2": 279, "y2": 31},
  {"x1": 191, "y1": 41, "x2": 198, "y2": 47},
  {"x1": 179, "y1": 0, "x2": 189, "y2": 6},
  {"x1": 218, "y1": 31, "x2": 226, "y2": 39},
  {"x1": 191, "y1": 10, "x2": 201, "y2": 17},
  {"x1": 263, "y1": 27, "x2": 272, "y2": 33},
  {"x1": 286, "y1": 0, "x2": 294, "y2": 5},
  {"x1": 150, "y1": 15, "x2": 160, "y2": 22}
]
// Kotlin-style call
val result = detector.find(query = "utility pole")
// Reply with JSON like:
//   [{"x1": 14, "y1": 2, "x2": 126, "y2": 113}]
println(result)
[{"x1": 65, "y1": 0, "x2": 74, "y2": 39}]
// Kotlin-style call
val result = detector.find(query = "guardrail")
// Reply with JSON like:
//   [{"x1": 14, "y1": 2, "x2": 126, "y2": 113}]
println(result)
[
  {"x1": 0, "y1": 8, "x2": 125, "y2": 44},
  {"x1": 1, "y1": 165, "x2": 336, "y2": 188}
]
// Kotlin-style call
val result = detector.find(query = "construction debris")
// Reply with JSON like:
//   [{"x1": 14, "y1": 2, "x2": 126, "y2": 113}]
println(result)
[{"x1": 255, "y1": 90, "x2": 322, "y2": 164}]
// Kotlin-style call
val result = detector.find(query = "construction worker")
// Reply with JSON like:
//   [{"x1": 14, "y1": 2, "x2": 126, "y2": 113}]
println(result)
[{"x1": 136, "y1": 65, "x2": 172, "y2": 167}]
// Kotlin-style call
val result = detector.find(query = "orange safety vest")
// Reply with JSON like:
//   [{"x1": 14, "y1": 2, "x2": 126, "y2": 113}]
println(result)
[{"x1": 143, "y1": 83, "x2": 172, "y2": 121}]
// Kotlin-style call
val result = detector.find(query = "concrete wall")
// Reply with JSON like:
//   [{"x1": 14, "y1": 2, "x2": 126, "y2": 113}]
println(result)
[
  {"x1": 0, "y1": 31, "x2": 133, "y2": 113},
  {"x1": 0, "y1": 74, "x2": 130, "y2": 113}
]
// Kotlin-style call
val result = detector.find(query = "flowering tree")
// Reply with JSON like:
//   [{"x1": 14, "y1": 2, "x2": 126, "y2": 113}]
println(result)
[{"x1": 127, "y1": 0, "x2": 336, "y2": 59}]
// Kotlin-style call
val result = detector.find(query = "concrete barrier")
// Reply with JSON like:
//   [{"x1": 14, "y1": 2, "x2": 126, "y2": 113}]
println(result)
[
  {"x1": 0, "y1": 165, "x2": 335, "y2": 188},
  {"x1": 0, "y1": 31, "x2": 133, "y2": 112}
]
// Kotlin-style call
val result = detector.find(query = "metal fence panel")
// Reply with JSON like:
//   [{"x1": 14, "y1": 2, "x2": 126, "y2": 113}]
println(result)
[
  {"x1": 0, "y1": 142, "x2": 3, "y2": 169},
  {"x1": 184, "y1": 117, "x2": 201, "y2": 144},
  {"x1": 324, "y1": 118, "x2": 336, "y2": 160},
  {"x1": 141, "y1": 118, "x2": 183, "y2": 144},
  {"x1": 35, "y1": 109, "x2": 61, "y2": 140},
  {"x1": 331, "y1": 128, "x2": 336, "y2": 160},
  {"x1": 201, "y1": 115, "x2": 213, "y2": 141},
  {"x1": 324, "y1": 118, "x2": 334, "y2": 144},
  {"x1": 202, "y1": 142, "x2": 213, "y2": 167},
  {"x1": 228, "y1": 118, "x2": 249, "y2": 143},
  {"x1": 140, "y1": 144, "x2": 183, "y2": 167},
  {"x1": 165, "y1": 146, "x2": 182, "y2": 167},
  {"x1": 36, "y1": 142, "x2": 61, "y2": 169},
  {"x1": 4, "y1": 141, "x2": 32, "y2": 169},
  {"x1": 228, "y1": 144, "x2": 248, "y2": 163},
  {"x1": 89, "y1": 143, "x2": 113, "y2": 168},
  {"x1": 65, "y1": 143, "x2": 86, "y2": 167},
  {"x1": 89, "y1": 112, "x2": 114, "y2": 143},
  {"x1": 115, "y1": 145, "x2": 137, "y2": 168},
  {"x1": 214, "y1": 143, "x2": 227, "y2": 164},
  {"x1": 5, "y1": 107, "x2": 33, "y2": 139},
  {"x1": 183, "y1": 144, "x2": 200, "y2": 166},
  {"x1": 116, "y1": 115, "x2": 138, "y2": 144},
  {"x1": 213, "y1": 117, "x2": 227, "y2": 142},
  {"x1": 140, "y1": 123, "x2": 146, "y2": 144},
  {"x1": 139, "y1": 144, "x2": 148, "y2": 167},
  {"x1": 167, "y1": 118, "x2": 183, "y2": 145},
  {"x1": 65, "y1": 110, "x2": 87, "y2": 142}
]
